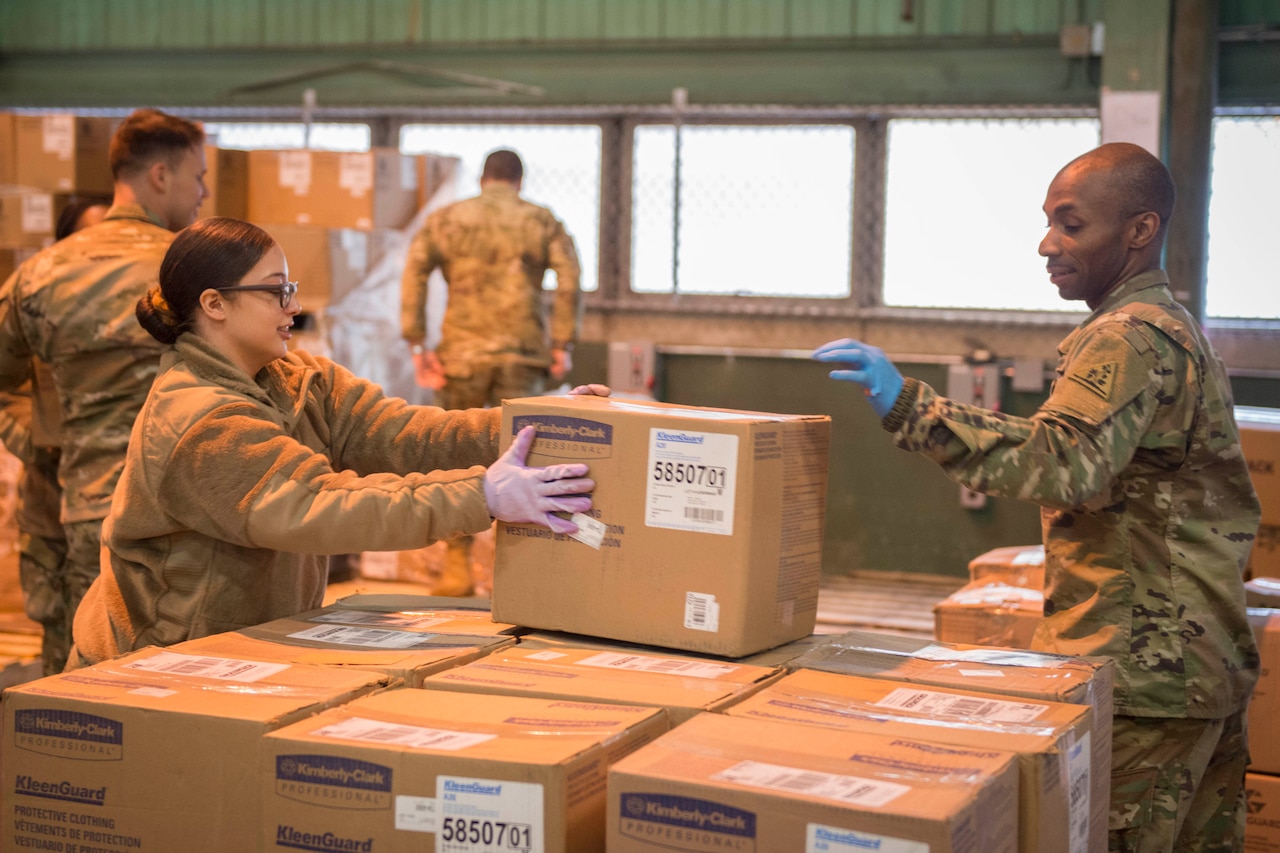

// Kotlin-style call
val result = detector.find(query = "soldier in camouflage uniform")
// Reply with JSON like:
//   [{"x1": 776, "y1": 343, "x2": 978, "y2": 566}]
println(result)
[
  {"x1": 400, "y1": 148, "x2": 583, "y2": 595},
  {"x1": 813, "y1": 143, "x2": 1259, "y2": 852},
  {"x1": 0, "y1": 108, "x2": 207, "y2": 673}
]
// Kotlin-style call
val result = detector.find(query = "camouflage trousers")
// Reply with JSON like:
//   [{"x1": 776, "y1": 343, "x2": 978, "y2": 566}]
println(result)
[
  {"x1": 16, "y1": 444, "x2": 71, "y2": 676},
  {"x1": 22, "y1": 518, "x2": 103, "y2": 675},
  {"x1": 435, "y1": 359, "x2": 547, "y2": 597},
  {"x1": 1108, "y1": 709, "x2": 1249, "y2": 852}
]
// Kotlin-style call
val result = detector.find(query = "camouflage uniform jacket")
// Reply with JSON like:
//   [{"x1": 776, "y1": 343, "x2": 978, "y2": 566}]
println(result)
[
  {"x1": 0, "y1": 203, "x2": 172, "y2": 523},
  {"x1": 400, "y1": 182, "x2": 582, "y2": 370},
  {"x1": 73, "y1": 335, "x2": 501, "y2": 665},
  {"x1": 884, "y1": 270, "x2": 1260, "y2": 718}
]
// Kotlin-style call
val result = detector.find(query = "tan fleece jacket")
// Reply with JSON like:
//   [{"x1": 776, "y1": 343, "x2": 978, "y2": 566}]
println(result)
[{"x1": 72, "y1": 334, "x2": 500, "y2": 665}]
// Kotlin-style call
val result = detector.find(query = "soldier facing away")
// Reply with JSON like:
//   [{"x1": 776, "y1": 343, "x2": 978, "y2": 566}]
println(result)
[
  {"x1": 813, "y1": 142, "x2": 1259, "y2": 853},
  {"x1": 400, "y1": 148, "x2": 583, "y2": 596},
  {"x1": 0, "y1": 108, "x2": 208, "y2": 673}
]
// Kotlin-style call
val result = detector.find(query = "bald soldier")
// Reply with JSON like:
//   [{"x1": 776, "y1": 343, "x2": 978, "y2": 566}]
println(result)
[
  {"x1": 0, "y1": 108, "x2": 207, "y2": 673},
  {"x1": 814, "y1": 142, "x2": 1259, "y2": 852},
  {"x1": 401, "y1": 148, "x2": 582, "y2": 596}
]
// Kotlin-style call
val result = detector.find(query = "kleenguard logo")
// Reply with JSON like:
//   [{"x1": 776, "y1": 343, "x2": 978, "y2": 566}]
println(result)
[
  {"x1": 619, "y1": 792, "x2": 756, "y2": 851},
  {"x1": 13, "y1": 709, "x2": 123, "y2": 761},
  {"x1": 13, "y1": 774, "x2": 107, "y2": 806},
  {"x1": 276, "y1": 825, "x2": 374, "y2": 852},
  {"x1": 275, "y1": 755, "x2": 392, "y2": 810},
  {"x1": 512, "y1": 415, "x2": 613, "y2": 460}
]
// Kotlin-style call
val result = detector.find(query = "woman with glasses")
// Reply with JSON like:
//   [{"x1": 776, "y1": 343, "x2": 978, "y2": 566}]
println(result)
[{"x1": 69, "y1": 216, "x2": 599, "y2": 668}]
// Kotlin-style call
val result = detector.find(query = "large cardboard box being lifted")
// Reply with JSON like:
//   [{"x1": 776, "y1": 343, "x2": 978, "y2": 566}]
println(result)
[
  {"x1": 794, "y1": 629, "x2": 1114, "y2": 853},
  {"x1": 608, "y1": 712, "x2": 1020, "y2": 853},
  {"x1": 493, "y1": 395, "x2": 831, "y2": 657},
  {"x1": 248, "y1": 147, "x2": 419, "y2": 231},
  {"x1": 13, "y1": 114, "x2": 115, "y2": 194},
  {"x1": 727, "y1": 668, "x2": 1097, "y2": 853},
  {"x1": 261, "y1": 688, "x2": 669, "y2": 853},
  {"x1": 420, "y1": 643, "x2": 782, "y2": 723},
  {"x1": 0, "y1": 646, "x2": 389, "y2": 853}
]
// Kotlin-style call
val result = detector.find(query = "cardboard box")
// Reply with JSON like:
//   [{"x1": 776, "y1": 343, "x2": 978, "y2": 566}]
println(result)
[
  {"x1": 607, "y1": 712, "x2": 1020, "y2": 853},
  {"x1": 493, "y1": 395, "x2": 831, "y2": 657},
  {"x1": 419, "y1": 644, "x2": 782, "y2": 724},
  {"x1": 519, "y1": 628, "x2": 834, "y2": 671},
  {"x1": 248, "y1": 148, "x2": 419, "y2": 231},
  {"x1": 0, "y1": 646, "x2": 389, "y2": 853},
  {"x1": 1247, "y1": 772, "x2": 1280, "y2": 853},
  {"x1": 263, "y1": 222, "x2": 399, "y2": 313},
  {"x1": 0, "y1": 189, "x2": 55, "y2": 249},
  {"x1": 934, "y1": 578, "x2": 1045, "y2": 649},
  {"x1": 202, "y1": 145, "x2": 249, "y2": 219},
  {"x1": 261, "y1": 688, "x2": 669, "y2": 852},
  {"x1": 0, "y1": 113, "x2": 16, "y2": 185},
  {"x1": 1251, "y1": 524, "x2": 1280, "y2": 581},
  {"x1": 0, "y1": 246, "x2": 38, "y2": 283},
  {"x1": 1239, "y1": 407, "x2": 1280, "y2": 527},
  {"x1": 969, "y1": 543, "x2": 1045, "y2": 589},
  {"x1": 1248, "y1": 609, "x2": 1280, "y2": 774},
  {"x1": 173, "y1": 602, "x2": 517, "y2": 688},
  {"x1": 13, "y1": 114, "x2": 115, "y2": 194},
  {"x1": 793, "y1": 629, "x2": 1114, "y2": 853},
  {"x1": 727, "y1": 668, "x2": 1096, "y2": 853},
  {"x1": 1248, "y1": 577, "x2": 1280, "y2": 608},
  {"x1": 323, "y1": 592, "x2": 523, "y2": 637}
]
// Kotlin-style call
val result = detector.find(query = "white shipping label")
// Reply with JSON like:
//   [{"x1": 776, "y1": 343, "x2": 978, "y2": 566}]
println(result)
[
  {"x1": 21, "y1": 195, "x2": 52, "y2": 233},
  {"x1": 567, "y1": 513, "x2": 606, "y2": 549},
  {"x1": 916, "y1": 644, "x2": 1064, "y2": 668},
  {"x1": 577, "y1": 651, "x2": 737, "y2": 679},
  {"x1": 121, "y1": 651, "x2": 290, "y2": 683},
  {"x1": 339, "y1": 153, "x2": 374, "y2": 197},
  {"x1": 311, "y1": 610, "x2": 450, "y2": 630},
  {"x1": 1066, "y1": 732, "x2": 1092, "y2": 853},
  {"x1": 806, "y1": 823, "x2": 929, "y2": 853},
  {"x1": 287, "y1": 624, "x2": 437, "y2": 649},
  {"x1": 313, "y1": 716, "x2": 496, "y2": 751},
  {"x1": 437, "y1": 776, "x2": 544, "y2": 853},
  {"x1": 684, "y1": 591, "x2": 720, "y2": 633},
  {"x1": 401, "y1": 155, "x2": 419, "y2": 190},
  {"x1": 713, "y1": 761, "x2": 910, "y2": 808},
  {"x1": 339, "y1": 229, "x2": 368, "y2": 272},
  {"x1": 396, "y1": 795, "x2": 439, "y2": 833},
  {"x1": 645, "y1": 428, "x2": 737, "y2": 535},
  {"x1": 278, "y1": 151, "x2": 313, "y2": 195},
  {"x1": 42, "y1": 115, "x2": 74, "y2": 159},
  {"x1": 874, "y1": 686, "x2": 1048, "y2": 723}
]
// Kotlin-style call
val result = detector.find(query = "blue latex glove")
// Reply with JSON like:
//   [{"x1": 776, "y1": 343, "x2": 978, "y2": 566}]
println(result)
[
  {"x1": 812, "y1": 338, "x2": 905, "y2": 419},
  {"x1": 484, "y1": 425, "x2": 595, "y2": 534}
]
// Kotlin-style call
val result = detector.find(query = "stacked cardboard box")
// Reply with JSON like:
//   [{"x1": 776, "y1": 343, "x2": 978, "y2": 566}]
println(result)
[
  {"x1": 1248, "y1": 609, "x2": 1280, "y2": 850},
  {"x1": 0, "y1": 645, "x2": 389, "y2": 852},
  {"x1": 1239, "y1": 407, "x2": 1280, "y2": 579},
  {"x1": 608, "y1": 712, "x2": 1021, "y2": 853},
  {"x1": 934, "y1": 578, "x2": 1045, "y2": 648},
  {"x1": 792, "y1": 629, "x2": 1114, "y2": 853},
  {"x1": 202, "y1": 144, "x2": 250, "y2": 220},
  {"x1": 12, "y1": 114, "x2": 115, "y2": 194},
  {"x1": 261, "y1": 688, "x2": 669, "y2": 852},
  {"x1": 493, "y1": 395, "x2": 831, "y2": 657},
  {"x1": 248, "y1": 148, "x2": 418, "y2": 231},
  {"x1": 726, "y1": 668, "x2": 1095, "y2": 853},
  {"x1": 263, "y1": 221, "x2": 400, "y2": 314}
]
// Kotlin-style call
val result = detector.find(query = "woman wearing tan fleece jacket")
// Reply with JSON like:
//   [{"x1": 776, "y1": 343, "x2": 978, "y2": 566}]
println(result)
[{"x1": 69, "y1": 217, "x2": 597, "y2": 668}]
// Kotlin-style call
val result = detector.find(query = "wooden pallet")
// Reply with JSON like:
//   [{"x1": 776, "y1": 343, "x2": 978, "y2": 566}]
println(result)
[{"x1": 815, "y1": 570, "x2": 966, "y2": 638}]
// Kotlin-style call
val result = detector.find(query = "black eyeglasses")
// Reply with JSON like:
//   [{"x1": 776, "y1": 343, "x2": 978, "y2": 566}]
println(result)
[{"x1": 215, "y1": 281, "x2": 299, "y2": 309}]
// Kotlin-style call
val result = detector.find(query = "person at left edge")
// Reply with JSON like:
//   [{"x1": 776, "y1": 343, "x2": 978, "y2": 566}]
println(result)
[
  {"x1": 69, "y1": 217, "x2": 604, "y2": 669},
  {"x1": 0, "y1": 109, "x2": 207, "y2": 674}
]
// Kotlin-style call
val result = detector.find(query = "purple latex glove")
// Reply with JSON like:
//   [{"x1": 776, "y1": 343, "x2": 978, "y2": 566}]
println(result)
[{"x1": 484, "y1": 425, "x2": 594, "y2": 534}]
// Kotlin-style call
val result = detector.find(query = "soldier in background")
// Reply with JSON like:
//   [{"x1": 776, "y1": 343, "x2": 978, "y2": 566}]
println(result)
[
  {"x1": 400, "y1": 148, "x2": 583, "y2": 596},
  {"x1": 814, "y1": 142, "x2": 1259, "y2": 852},
  {"x1": 0, "y1": 195, "x2": 111, "y2": 674},
  {"x1": 0, "y1": 109, "x2": 207, "y2": 673}
]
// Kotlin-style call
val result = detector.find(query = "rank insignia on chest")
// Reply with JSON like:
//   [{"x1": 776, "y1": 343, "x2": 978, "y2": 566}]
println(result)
[{"x1": 1069, "y1": 361, "x2": 1118, "y2": 399}]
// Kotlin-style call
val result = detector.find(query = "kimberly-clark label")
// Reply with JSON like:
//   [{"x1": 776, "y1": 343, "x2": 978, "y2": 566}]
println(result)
[
  {"x1": 13, "y1": 709, "x2": 123, "y2": 760},
  {"x1": 806, "y1": 823, "x2": 928, "y2": 853},
  {"x1": 617, "y1": 792, "x2": 756, "y2": 851},
  {"x1": 646, "y1": 429, "x2": 737, "y2": 535},
  {"x1": 513, "y1": 414, "x2": 613, "y2": 461},
  {"x1": 437, "y1": 776, "x2": 543, "y2": 853},
  {"x1": 274, "y1": 754, "x2": 393, "y2": 810}
]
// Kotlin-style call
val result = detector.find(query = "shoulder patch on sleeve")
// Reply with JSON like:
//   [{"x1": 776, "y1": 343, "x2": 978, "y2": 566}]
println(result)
[
  {"x1": 1067, "y1": 361, "x2": 1118, "y2": 400},
  {"x1": 1045, "y1": 321, "x2": 1154, "y2": 426}
]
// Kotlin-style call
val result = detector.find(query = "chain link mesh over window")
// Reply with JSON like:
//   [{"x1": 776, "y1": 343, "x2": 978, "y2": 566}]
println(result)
[
  {"x1": 401, "y1": 124, "x2": 602, "y2": 292},
  {"x1": 883, "y1": 117, "x2": 1100, "y2": 312},
  {"x1": 631, "y1": 124, "x2": 855, "y2": 297},
  {"x1": 202, "y1": 122, "x2": 370, "y2": 151},
  {"x1": 1208, "y1": 116, "x2": 1279, "y2": 320}
]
